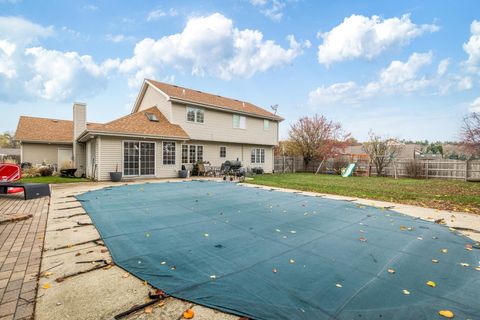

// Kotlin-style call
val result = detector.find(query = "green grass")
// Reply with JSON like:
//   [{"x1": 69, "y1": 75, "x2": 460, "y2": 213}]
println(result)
[
  {"x1": 250, "y1": 173, "x2": 480, "y2": 214},
  {"x1": 18, "y1": 176, "x2": 90, "y2": 184}
]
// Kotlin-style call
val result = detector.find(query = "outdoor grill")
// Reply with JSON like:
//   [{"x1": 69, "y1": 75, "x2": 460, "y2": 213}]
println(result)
[{"x1": 220, "y1": 160, "x2": 244, "y2": 181}]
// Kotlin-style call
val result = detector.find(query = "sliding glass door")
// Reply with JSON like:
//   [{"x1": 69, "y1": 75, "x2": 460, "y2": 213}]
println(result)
[{"x1": 123, "y1": 141, "x2": 155, "y2": 176}]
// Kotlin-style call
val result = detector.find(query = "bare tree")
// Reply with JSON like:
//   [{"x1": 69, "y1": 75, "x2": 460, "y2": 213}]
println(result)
[
  {"x1": 288, "y1": 114, "x2": 350, "y2": 168},
  {"x1": 461, "y1": 112, "x2": 480, "y2": 157},
  {"x1": 362, "y1": 131, "x2": 403, "y2": 176}
]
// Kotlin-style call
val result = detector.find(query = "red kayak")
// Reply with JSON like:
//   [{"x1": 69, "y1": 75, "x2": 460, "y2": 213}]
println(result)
[{"x1": 0, "y1": 163, "x2": 24, "y2": 194}]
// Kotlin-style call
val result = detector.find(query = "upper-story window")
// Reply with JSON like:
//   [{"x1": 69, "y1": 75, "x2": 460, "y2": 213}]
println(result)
[
  {"x1": 233, "y1": 114, "x2": 246, "y2": 129},
  {"x1": 186, "y1": 107, "x2": 204, "y2": 124},
  {"x1": 264, "y1": 119, "x2": 270, "y2": 130}
]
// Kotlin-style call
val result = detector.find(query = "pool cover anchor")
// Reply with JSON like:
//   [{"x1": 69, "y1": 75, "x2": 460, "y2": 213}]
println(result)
[{"x1": 114, "y1": 289, "x2": 169, "y2": 319}]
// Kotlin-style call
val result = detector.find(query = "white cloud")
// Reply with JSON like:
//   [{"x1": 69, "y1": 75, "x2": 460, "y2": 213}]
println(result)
[
  {"x1": 119, "y1": 13, "x2": 308, "y2": 85},
  {"x1": 0, "y1": 16, "x2": 115, "y2": 102},
  {"x1": 470, "y1": 97, "x2": 480, "y2": 112},
  {"x1": 146, "y1": 8, "x2": 178, "y2": 21},
  {"x1": 83, "y1": 4, "x2": 98, "y2": 11},
  {"x1": 105, "y1": 34, "x2": 134, "y2": 43},
  {"x1": 317, "y1": 14, "x2": 438, "y2": 65},
  {"x1": 309, "y1": 52, "x2": 434, "y2": 107},
  {"x1": 250, "y1": 0, "x2": 289, "y2": 21},
  {"x1": 463, "y1": 20, "x2": 480, "y2": 73},
  {"x1": 437, "y1": 58, "x2": 449, "y2": 75}
]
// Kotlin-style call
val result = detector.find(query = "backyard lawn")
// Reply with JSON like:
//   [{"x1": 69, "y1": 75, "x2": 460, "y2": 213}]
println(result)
[
  {"x1": 18, "y1": 176, "x2": 90, "y2": 184},
  {"x1": 251, "y1": 173, "x2": 480, "y2": 214}
]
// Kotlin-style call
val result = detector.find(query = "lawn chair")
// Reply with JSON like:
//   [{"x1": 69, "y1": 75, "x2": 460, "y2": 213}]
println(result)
[
  {"x1": 0, "y1": 163, "x2": 50, "y2": 200},
  {"x1": 197, "y1": 163, "x2": 206, "y2": 176}
]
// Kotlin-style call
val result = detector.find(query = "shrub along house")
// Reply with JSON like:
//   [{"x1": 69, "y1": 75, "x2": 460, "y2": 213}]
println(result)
[{"x1": 14, "y1": 79, "x2": 283, "y2": 180}]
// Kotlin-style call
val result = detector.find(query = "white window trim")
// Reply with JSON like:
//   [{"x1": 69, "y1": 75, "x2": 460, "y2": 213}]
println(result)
[
  {"x1": 263, "y1": 119, "x2": 270, "y2": 131},
  {"x1": 162, "y1": 141, "x2": 177, "y2": 166},
  {"x1": 186, "y1": 106, "x2": 205, "y2": 124},
  {"x1": 181, "y1": 144, "x2": 204, "y2": 164},
  {"x1": 219, "y1": 146, "x2": 227, "y2": 158},
  {"x1": 233, "y1": 114, "x2": 246, "y2": 130},
  {"x1": 251, "y1": 148, "x2": 265, "y2": 164},
  {"x1": 122, "y1": 140, "x2": 157, "y2": 177}
]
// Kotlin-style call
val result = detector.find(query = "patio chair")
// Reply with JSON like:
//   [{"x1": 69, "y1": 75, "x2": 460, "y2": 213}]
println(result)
[{"x1": 197, "y1": 163, "x2": 206, "y2": 176}]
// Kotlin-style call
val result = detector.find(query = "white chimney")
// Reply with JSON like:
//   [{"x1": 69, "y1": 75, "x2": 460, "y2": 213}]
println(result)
[{"x1": 72, "y1": 102, "x2": 87, "y2": 176}]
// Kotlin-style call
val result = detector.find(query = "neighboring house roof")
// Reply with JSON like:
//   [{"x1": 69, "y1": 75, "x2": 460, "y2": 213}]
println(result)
[
  {"x1": 80, "y1": 107, "x2": 189, "y2": 140},
  {"x1": 0, "y1": 148, "x2": 20, "y2": 156},
  {"x1": 15, "y1": 116, "x2": 102, "y2": 144},
  {"x1": 145, "y1": 79, "x2": 284, "y2": 121}
]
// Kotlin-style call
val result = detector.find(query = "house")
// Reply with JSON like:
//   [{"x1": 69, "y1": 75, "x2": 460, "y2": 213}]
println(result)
[{"x1": 14, "y1": 79, "x2": 283, "y2": 180}]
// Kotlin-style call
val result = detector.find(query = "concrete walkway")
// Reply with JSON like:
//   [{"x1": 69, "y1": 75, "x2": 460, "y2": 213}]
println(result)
[
  {"x1": 32, "y1": 179, "x2": 480, "y2": 320},
  {"x1": 36, "y1": 179, "x2": 240, "y2": 320},
  {"x1": 0, "y1": 194, "x2": 49, "y2": 320}
]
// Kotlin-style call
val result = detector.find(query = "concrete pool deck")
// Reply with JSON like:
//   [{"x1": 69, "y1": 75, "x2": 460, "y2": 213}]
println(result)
[{"x1": 28, "y1": 178, "x2": 480, "y2": 319}]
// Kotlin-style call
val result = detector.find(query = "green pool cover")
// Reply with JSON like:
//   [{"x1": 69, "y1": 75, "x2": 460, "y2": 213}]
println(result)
[{"x1": 77, "y1": 181, "x2": 480, "y2": 320}]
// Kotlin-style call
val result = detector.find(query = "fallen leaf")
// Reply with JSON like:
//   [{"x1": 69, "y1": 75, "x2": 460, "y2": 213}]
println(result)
[
  {"x1": 122, "y1": 273, "x2": 130, "y2": 278},
  {"x1": 204, "y1": 233, "x2": 209, "y2": 237},
  {"x1": 432, "y1": 259, "x2": 439, "y2": 264},
  {"x1": 426, "y1": 281, "x2": 436, "y2": 288},
  {"x1": 402, "y1": 289, "x2": 410, "y2": 295},
  {"x1": 75, "y1": 252, "x2": 81, "y2": 257},
  {"x1": 272, "y1": 268, "x2": 277, "y2": 273},
  {"x1": 359, "y1": 237, "x2": 367, "y2": 242},
  {"x1": 143, "y1": 281, "x2": 148, "y2": 286},
  {"x1": 441, "y1": 249, "x2": 448, "y2": 253},
  {"x1": 101, "y1": 249, "x2": 108, "y2": 253},
  {"x1": 145, "y1": 233, "x2": 150, "y2": 237},
  {"x1": 275, "y1": 229, "x2": 281, "y2": 232},
  {"x1": 438, "y1": 310, "x2": 454, "y2": 318},
  {"x1": 335, "y1": 283, "x2": 342, "y2": 288},
  {"x1": 144, "y1": 306, "x2": 153, "y2": 314},
  {"x1": 289, "y1": 259, "x2": 295, "y2": 264},
  {"x1": 460, "y1": 263, "x2": 470, "y2": 267},
  {"x1": 103, "y1": 264, "x2": 112, "y2": 270},
  {"x1": 475, "y1": 267, "x2": 480, "y2": 271},
  {"x1": 183, "y1": 309, "x2": 195, "y2": 319},
  {"x1": 290, "y1": 230, "x2": 297, "y2": 234},
  {"x1": 210, "y1": 275, "x2": 217, "y2": 279},
  {"x1": 387, "y1": 269, "x2": 395, "y2": 274},
  {"x1": 42, "y1": 283, "x2": 51, "y2": 289},
  {"x1": 43, "y1": 271, "x2": 53, "y2": 277}
]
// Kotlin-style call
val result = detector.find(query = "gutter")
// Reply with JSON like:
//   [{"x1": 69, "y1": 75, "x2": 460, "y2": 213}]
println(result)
[{"x1": 76, "y1": 130, "x2": 190, "y2": 143}]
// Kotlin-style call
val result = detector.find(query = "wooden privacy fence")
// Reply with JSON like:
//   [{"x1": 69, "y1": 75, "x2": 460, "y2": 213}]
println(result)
[{"x1": 274, "y1": 156, "x2": 480, "y2": 180}]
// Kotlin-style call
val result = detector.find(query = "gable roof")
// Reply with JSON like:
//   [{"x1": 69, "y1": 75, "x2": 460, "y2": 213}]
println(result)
[
  {"x1": 15, "y1": 116, "x2": 102, "y2": 144},
  {"x1": 144, "y1": 79, "x2": 283, "y2": 121},
  {"x1": 82, "y1": 106, "x2": 189, "y2": 140}
]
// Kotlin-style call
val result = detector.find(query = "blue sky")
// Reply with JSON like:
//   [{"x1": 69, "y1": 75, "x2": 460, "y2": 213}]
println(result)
[{"x1": 0, "y1": 0, "x2": 479, "y2": 141}]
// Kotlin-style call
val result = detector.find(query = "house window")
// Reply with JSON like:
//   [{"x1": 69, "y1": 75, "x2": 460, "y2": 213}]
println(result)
[
  {"x1": 163, "y1": 142, "x2": 176, "y2": 165},
  {"x1": 251, "y1": 148, "x2": 265, "y2": 164},
  {"x1": 123, "y1": 141, "x2": 155, "y2": 176},
  {"x1": 186, "y1": 107, "x2": 204, "y2": 123},
  {"x1": 264, "y1": 119, "x2": 270, "y2": 130},
  {"x1": 220, "y1": 146, "x2": 226, "y2": 158},
  {"x1": 182, "y1": 144, "x2": 204, "y2": 163},
  {"x1": 233, "y1": 114, "x2": 246, "y2": 129}
]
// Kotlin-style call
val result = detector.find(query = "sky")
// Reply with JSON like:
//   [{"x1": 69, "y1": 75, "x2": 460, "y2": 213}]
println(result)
[{"x1": 0, "y1": 0, "x2": 479, "y2": 142}]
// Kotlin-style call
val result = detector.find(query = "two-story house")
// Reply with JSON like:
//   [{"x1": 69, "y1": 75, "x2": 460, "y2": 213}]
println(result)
[{"x1": 14, "y1": 79, "x2": 283, "y2": 180}]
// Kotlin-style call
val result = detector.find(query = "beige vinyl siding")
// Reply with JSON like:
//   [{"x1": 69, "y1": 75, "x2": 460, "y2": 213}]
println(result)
[
  {"x1": 138, "y1": 85, "x2": 173, "y2": 122},
  {"x1": 96, "y1": 136, "x2": 182, "y2": 181},
  {"x1": 21, "y1": 143, "x2": 73, "y2": 168},
  {"x1": 170, "y1": 102, "x2": 278, "y2": 146},
  {"x1": 183, "y1": 140, "x2": 274, "y2": 173}
]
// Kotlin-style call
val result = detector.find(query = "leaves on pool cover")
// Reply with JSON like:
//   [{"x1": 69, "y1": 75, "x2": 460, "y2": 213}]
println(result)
[
  {"x1": 210, "y1": 275, "x2": 217, "y2": 279},
  {"x1": 399, "y1": 226, "x2": 413, "y2": 231},
  {"x1": 359, "y1": 236, "x2": 367, "y2": 242},
  {"x1": 204, "y1": 233, "x2": 209, "y2": 237},
  {"x1": 387, "y1": 269, "x2": 395, "y2": 274},
  {"x1": 426, "y1": 281, "x2": 436, "y2": 288},
  {"x1": 275, "y1": 229, "x2": 281, "y2": 232},
  {"x1": 441, "y1": 248, "x2": 448, "y2": 253},
  {"x1": 272, "y1": 268, "x2": 277, "y2": 273},
  {"x1": 290, "y1": 230, "x2": 297, "y2": 234},
  {"x1": 289, "y1": 259, "x2": 295, "y2": 264},
  {"x1": 402, "y1": 289, "x2": 410, "y2": 295},
  {"x1": 459, "y1": 263, "x2": 470, "y2": 267},
  {"x1": 438, "y1": 310, "x2": 454, "y2": 318},
  {"x1": 432, "y1": 259, "x2": 439, "y2": 263},
  {"x1": 335, "y1": 283, "x2": 342, "y2": 288},
  {"x1": 183, "y1": 309, "x2": 195, "y2": 319},
  {"x1": 161, "y1": 261, "x2": 166, "y2": 265},
  {"x1": 145, "y1": 233, "x2": 150, "y2": 237}
]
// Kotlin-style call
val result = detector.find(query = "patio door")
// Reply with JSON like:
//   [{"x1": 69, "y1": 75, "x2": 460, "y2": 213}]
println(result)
[{"x1": 123, "y1": 141, "x2": 155, "y2": 176}]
